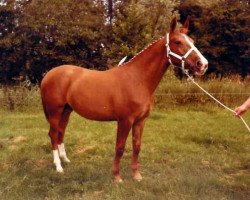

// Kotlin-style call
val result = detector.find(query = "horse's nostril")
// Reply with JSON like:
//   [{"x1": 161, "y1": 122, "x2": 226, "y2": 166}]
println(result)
[{"x1": 196, "y1": 60, "x2": 203, "y2": 67}]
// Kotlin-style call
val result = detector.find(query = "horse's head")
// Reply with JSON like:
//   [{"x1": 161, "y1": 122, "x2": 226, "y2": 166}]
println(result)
[{"x1": 166, "y1": 17, "x2": 208, "y2": 76}]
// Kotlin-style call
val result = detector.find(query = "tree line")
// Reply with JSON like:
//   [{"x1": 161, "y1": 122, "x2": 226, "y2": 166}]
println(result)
[{"x1": 0, "y1": 0, "x2": 249, "y2": 84}]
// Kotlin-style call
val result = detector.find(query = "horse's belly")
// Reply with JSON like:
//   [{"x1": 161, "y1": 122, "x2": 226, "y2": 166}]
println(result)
[
  {"x1": 68, "y1": 93, "x2": 117, "y2": 121},
  {"x1": 74, "y1": 105, "x2": 116, "y2": 121},
  {"x1": 66, "y1": 71, "x2": 128, "y2": 121}
]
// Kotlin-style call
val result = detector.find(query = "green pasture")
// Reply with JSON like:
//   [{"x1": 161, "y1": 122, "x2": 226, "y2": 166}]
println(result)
[
  {"x1": 0, "y1": 107, "x2": 250, "y2": 199},
  {"x1": 0, "y1": 72, "x2": 250, "y2": 199}
]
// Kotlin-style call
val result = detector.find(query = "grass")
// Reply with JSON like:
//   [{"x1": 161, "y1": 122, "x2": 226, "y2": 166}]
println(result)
[
  {"x1": 0, "y1": 107, "x2": 249, "y2": 200},
  {"x1": 0, "y1": 70, "x2": 250, "y2": 199}
]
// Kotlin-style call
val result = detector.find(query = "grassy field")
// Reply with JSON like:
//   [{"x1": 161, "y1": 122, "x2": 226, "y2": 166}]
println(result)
[
  {"x1": 0, "y1": 107, "x2": 249, "y2": 200},
  {"x1": 0, "y1": 71, "x2": 250, "y2": 199}
]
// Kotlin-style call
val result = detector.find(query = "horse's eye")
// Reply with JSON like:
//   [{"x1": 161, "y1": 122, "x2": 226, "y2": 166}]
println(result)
[{"x1": 175, "y1": 41, "x2": 181, "y2": 45}]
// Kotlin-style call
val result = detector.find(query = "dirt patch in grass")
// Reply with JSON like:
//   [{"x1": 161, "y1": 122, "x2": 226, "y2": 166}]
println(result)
[
  {"x1": 8, "y1": 135, "x2": 27, "y2": 151},
  {"x1": 12, "y1": 135, "x2": 27, "y2": 143},
  {"x1": 32, "y1": 159, "x2": 48, "y2": 172},
  {"x1": 75, "y1": 145, "x2": 95, "y2": 154}
]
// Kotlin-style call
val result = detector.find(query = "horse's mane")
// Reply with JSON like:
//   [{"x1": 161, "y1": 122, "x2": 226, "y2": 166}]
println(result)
[{"x1": 119, "y1": 36, "x2": 165, "y2": 66}]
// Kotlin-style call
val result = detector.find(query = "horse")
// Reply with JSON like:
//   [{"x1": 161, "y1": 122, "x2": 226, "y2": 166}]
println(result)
[{"x1": 41, "y1": 17, "x2": 208, "y2": 183}]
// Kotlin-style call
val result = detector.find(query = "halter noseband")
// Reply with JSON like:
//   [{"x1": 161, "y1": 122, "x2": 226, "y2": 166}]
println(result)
[{"x1": 166, "y1": 33, "x2": 197, "y2": 73}]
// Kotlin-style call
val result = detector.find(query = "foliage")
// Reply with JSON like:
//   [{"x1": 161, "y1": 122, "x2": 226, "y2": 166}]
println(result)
[
  {"x1": 21, "y1": 0, "x2": 107, "y2": 74},
  {"x1": 0, "y1": 0, "x2": 107, "y2": 83},
  {"x1": 0, "y1": 0, "x2": 249, "y2": 83},
  {"x1": 178, "y1": 0, "x2": 249, "y2": 77},
  {"x1": 103, "y1": 0, "x2": 178, "y2": 66},
  {"x1": 104, "y1": 1, "x2": 151, "y2": 65},
  {"x1": 0, "y1": 0, "x2": 178, "y2": 83}
]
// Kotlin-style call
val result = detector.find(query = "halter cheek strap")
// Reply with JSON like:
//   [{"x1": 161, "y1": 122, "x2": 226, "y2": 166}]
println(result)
[{"x1": 166, "y1": 33, "x2": 196, "y2": 73}]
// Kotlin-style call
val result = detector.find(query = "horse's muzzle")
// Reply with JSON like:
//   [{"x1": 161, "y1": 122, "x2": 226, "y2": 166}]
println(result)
[{"x1": 195, "y1": 61, "x2": 208, "y2": 76}]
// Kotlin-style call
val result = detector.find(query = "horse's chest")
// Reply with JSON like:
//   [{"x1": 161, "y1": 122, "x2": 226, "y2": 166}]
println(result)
[{"x1": 121, "y1": 97, "x2": 152, "y2": 118}]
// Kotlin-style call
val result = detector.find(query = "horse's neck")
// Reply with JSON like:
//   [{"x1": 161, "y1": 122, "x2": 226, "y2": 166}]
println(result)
[{"x1": 124, "y1": 37, "x2": 169, "y2": 94}]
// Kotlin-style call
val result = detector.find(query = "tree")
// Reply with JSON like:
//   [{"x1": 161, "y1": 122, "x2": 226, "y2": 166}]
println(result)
[
  {"x1": 21, "y1": 0, "x2": 107, "y2": 81},
  {"x1": 178, "y1": 0, "x2": 249, "y2": 77},
  {"x1": 0, "y1": 0, "x2": 24, "y2": 83},
  {"x1": 104, "y1": 0, "x2": 178, "y2": 66},
  {"x1": 0, "y1": 0, "x2": 108, "y2": 83}
]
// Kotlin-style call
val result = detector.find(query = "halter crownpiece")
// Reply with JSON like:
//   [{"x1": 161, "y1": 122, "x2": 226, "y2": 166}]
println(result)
[{"x1": 166, "y1": 33, "x2": 208, "y2": 74}]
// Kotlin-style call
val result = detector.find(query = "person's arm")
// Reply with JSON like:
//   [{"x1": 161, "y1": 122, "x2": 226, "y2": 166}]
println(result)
[{"x1": 235, "y1": 97, "x2": 250, "y2": 117}]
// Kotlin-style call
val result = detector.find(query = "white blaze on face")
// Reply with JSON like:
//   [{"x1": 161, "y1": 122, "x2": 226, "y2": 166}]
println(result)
[{"x1": 183, "y1": 34, "x2": 208, "y2": 74}]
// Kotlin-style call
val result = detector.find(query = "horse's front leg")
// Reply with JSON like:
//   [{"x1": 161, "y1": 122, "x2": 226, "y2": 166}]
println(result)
[
  {"x1": 131, "y1": 117, "x2": 146, "y2": 181},
  {"x1": 113, "y1": 119, "x2": 133, "y2": 183}
]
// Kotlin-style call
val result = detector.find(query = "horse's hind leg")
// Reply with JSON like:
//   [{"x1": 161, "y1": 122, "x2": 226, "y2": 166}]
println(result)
[
  {"x1": 58, "y1": 105, "x2": 72, "y2": 163},
  {"x1": 48, "y1": 116, "x2": 63, "y2": 172},
  {"x1": 47, "y1": 107, "x2": 66, "y2": 173}
]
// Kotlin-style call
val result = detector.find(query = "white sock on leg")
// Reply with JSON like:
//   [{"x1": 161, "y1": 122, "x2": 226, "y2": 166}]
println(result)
[
  {"x1": 53, "y1": 149, "x2": 64, "y2": 172},
  {"x1": 58, "y1": 143, "x2": 70, "y2": 163}
]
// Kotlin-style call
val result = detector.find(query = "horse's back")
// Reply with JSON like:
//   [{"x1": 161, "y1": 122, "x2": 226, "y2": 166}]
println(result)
[{"x1": 42, "y1": 65, "x2": 83, "y2": 83}]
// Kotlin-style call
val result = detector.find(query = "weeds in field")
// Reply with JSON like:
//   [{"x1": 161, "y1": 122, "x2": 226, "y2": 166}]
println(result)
[
  {"x1": 155, "y1": 69, "x2": 250, "y2": 109},
  {"x1": 0, "y1": 84, "x2": 41, "y2": 111},
  {"x1": 0, "y1": 69, "x2": 249, "y2": 112}
]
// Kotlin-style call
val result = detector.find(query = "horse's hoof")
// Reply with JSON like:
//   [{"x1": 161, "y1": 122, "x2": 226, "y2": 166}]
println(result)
[
  {"x1": 133, "y1": 172, "x2": 142, "y2": 182},
  {"x1": 114, "y1": 176, "x2": 123, "y2": 183},
  {"x1": 63, "y1": 157, "x2": 71, "y2": 163},
  {"x1": 56, "y1": 166, "x2": 64, "y2": 173}
]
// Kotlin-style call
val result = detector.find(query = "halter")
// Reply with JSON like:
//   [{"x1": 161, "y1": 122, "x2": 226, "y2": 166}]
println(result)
[{"x1": 166, "y1": 33, "x2": 202, "y2": 73}]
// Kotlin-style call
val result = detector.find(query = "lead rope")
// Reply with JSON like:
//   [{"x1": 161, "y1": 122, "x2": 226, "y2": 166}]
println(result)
[{"x1": 183, "y1": 70, "x2": 250, "y2": 133}]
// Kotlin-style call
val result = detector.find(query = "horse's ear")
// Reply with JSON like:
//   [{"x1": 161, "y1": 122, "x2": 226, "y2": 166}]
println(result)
[
  {"x1": 170, "y1": 17, "x2": 177, "y2": 33},
  {"x1": 182, "y1": 16, "x2": 190, "y2": 30}
]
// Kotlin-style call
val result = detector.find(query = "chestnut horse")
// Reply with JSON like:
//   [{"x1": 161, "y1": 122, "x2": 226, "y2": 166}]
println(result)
[{"x1": 41, "y1": 17, "x2": 208, "y2": 183}]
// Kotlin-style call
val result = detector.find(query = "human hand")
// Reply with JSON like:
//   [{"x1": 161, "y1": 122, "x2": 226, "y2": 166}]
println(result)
[{"x1": 234, "y1": 105, "x2": 247, "y2": 117}]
